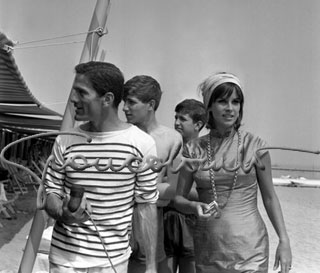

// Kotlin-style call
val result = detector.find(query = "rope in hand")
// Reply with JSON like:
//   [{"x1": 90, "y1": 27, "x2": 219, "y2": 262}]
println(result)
[
  {"x1": 85, "y1": 211, "x2": 118, "y2": 273},
  {"x1": 1, "y1": 132, "x2": 320, "y2": 205},
  {"x1": 0, "y1": 131, "x2": 92, "y2": 209},
  {"x1": 0, "y1": 131, "x2": 121, "y2": 271},
  {"x1": 1, "y1": 131, "x2": 319, "y2": 273},
  {"x1": 172, "y1": 145, "x2": 320, "y2": 174}
]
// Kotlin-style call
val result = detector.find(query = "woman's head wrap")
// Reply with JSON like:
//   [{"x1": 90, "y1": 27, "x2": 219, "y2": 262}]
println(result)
[{"x1": 200, "y1": 73, "x2": 242, "y2": 109}]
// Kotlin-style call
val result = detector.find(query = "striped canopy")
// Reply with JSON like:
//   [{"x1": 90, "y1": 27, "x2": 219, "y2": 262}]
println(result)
[{"x1": 0, "y1": 32, "x2": 62, "y2": 133}]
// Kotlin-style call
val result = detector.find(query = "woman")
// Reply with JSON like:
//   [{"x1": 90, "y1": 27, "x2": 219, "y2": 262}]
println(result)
[{"x1": 174, "y1": 73, "x2": 292, "y2": 273}]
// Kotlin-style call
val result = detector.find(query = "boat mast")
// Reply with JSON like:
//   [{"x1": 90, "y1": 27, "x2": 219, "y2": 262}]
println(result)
[
  {"x1": 18, "y1": 1, "x2": 111, "y2": 272},
  {"x1": 60, "y1": 0, "x2": 111, "y2": 131}
]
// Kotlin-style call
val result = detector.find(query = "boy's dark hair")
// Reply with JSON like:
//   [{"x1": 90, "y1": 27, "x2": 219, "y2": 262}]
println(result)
[
  {"x1": 175, "y1": 99, "x2": 206, "y2": 131},
  {"x1": 123, "y1": 75, "x2": 162, "y2": 111}
]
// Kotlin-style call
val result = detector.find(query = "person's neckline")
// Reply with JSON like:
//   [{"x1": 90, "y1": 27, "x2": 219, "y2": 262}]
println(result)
[
  {"x1": 210, "y1": 128, "x2": 236, "y2": 139},
  {"x1": 80, "y1": 121, "x2": 131, "y2": 133}
]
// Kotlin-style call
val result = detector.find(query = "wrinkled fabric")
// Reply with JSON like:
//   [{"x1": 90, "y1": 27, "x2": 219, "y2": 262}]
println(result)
[
  {"x1": 184, "y1": 130, "x2": 269, "y2": 273},
  {"x1": 163, "y1": 207, "x2": 196, "y2": 258}
]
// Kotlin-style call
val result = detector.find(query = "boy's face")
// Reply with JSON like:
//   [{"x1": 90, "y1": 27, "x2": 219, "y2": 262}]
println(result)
[
  {"x1": 123, "y1": 95, "x2": 150, "y2": 125},
  {"x1": 174, "y1": 111, "x2": 199, "y2": 142}
]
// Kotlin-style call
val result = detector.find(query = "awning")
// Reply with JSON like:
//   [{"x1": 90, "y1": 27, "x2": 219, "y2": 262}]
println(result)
[
  {"x1": 0, "y1": 113, "x2": 62, "y2": 132},
  {"x1": 0, "y1": 32, "x2": 62, "y2": 133}
]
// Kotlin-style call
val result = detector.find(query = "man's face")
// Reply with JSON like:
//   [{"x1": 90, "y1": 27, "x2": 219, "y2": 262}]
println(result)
[
  {"x1": 174, "y1": 112, "x2": 198, "y2": 141},
  {"x1": 70, "y1": 74, "x2": 103, "y2": 121},
  {"x1": 123, "y1": 95, "x2": 150, "y2": 125}
]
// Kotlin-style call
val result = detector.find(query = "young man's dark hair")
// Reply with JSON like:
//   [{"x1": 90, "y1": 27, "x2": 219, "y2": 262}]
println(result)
[
  {"x1": 123, "y1": 75, "x2": 162, "y2": 111},
  {"x1": 75, "y1": 61, "x2": 124, "y2": 107},
  {"x1": 175, "y1": 99, "x2": 206, "y2": 131}
]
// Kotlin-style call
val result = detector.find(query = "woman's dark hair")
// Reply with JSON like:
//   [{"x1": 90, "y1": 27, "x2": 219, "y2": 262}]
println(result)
[{"x1": 207, "y1": 82, "x2": 244, "y2": 130}]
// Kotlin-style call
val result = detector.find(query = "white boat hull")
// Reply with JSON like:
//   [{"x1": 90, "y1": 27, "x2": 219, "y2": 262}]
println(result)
[
  {"x1": 273, "y1": 177, "x2": 320, "y2": 188},
  {"x1": 289, "y1": 178, "x2": 320, "y2": 188}
]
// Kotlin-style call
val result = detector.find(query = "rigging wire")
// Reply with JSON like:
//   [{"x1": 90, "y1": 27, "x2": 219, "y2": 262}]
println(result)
[
  {"x1": 16, "y1": 27, "x2": 106, "y2": 46},
  {"x1": 6, "y1": 27, "x2": 107, "y2": 52},
  {"x1": 14, "y1": 40, "x2": 85, "y2": 50}
]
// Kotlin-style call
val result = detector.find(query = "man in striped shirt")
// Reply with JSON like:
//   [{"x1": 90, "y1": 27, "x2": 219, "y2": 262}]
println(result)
[{"x1": 44, "y1": 62, "x2": 159, "y2": 273}]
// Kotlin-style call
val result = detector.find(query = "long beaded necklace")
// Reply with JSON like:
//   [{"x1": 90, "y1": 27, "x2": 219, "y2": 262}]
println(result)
[{"x1": 206, "y1": 130, "x2": 241, "y2": 218}]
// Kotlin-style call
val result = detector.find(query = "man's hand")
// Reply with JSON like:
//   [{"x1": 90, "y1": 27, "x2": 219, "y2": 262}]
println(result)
[{"x1": 58, "y1": 194, "x2": 92, "y2": 224}]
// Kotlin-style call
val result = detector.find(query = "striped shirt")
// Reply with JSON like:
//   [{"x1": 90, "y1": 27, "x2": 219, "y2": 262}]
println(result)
[{"x1": 45, "y1": 125, "x2": 159, "y2": 268}]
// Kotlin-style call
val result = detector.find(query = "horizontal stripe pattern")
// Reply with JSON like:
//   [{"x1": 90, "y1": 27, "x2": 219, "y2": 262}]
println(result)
[{"x1": 45, "y1": 125, "x2": 158, "y2": 267}]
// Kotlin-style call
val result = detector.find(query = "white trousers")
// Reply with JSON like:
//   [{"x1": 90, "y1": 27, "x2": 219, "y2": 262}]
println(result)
[{"x1": 49, "y1": 260, "x2": 128, "y2": 273}]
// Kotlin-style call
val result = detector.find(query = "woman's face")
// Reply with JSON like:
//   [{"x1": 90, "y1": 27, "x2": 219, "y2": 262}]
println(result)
[{"x1": 209, "y1": 90, "x2": 241, "y2": 132}]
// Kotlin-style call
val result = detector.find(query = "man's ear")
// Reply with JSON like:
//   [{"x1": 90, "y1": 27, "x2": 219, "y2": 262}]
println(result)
[
  {"x1": 195, "y1": 120, "x2": 204, "y2": 132},
  {"x1": 103, "y1": 92, "x2": 114, "y2": 106},
  {"x1": 148, "y1": 99, "x2": 156, "y2": 110}
]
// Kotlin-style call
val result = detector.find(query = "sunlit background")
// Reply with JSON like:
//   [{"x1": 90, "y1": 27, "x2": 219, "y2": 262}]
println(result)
[{"x1": 1, "y1": 0, "x2": 319, "y2": 176}]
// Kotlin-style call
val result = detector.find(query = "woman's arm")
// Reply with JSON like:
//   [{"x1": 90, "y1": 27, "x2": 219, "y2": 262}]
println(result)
[
  {"x1": 256, "y1": 152, "x2": 292, "y2": 273},
  {"x1": 174, "y1": 166, "x2": 211, "y2": 218}
]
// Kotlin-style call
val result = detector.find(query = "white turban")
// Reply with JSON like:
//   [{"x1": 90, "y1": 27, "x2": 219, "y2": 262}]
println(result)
[{"x1": 200, "y1": 73, "x2": 242, "y2": 109}]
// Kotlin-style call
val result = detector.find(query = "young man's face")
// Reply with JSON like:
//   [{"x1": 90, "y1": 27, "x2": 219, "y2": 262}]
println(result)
[
  {"x1": 70, "y1": 74, "x2": 104, "y2": 121},
  {"x1": 174, "y1": 112, "x2": 199, "y2": 142},
  {"x1": 123, "y1": 95, "x2": 150, "y2": 125}
]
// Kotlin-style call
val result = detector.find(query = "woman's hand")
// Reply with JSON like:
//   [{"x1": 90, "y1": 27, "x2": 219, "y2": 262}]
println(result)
[
  {"x1": 193, "y1": 201, "x2": 216, "y2": 219},
  {"x1": 273, "y1": 239, "x2": 292, "y2": 273}
]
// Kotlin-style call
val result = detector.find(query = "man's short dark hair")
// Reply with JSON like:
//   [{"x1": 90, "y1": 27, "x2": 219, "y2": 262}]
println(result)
[
  {"x1": 123, "y1": 75, "x2": 162, "y2": 111},
  {"x1": 75, "y1": 61, "x2": 124, "y2": 107}
]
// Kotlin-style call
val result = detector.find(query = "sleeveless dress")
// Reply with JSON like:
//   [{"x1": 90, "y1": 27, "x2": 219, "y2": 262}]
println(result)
[{"x1": 183, "y1": 130, "x2": 269, "y2": 273}]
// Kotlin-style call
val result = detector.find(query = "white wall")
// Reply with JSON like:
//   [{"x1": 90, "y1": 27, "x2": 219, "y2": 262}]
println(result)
[{"x1": 1, "y1": 0, "x2": 319, "y2": 172}]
